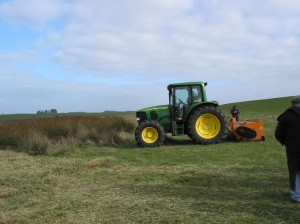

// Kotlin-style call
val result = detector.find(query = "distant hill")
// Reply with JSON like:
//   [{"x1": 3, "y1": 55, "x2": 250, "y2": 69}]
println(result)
[
  {"x1": 220, "y1": 96, "x2": 292, "y2": 118},
  {"x1": 0, "y1": 111, "x2": 135, "y2": 121}
]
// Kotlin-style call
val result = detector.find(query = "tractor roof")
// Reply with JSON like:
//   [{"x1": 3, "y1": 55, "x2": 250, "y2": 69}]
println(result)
[{"x1": 167, "y1": 81, "x2": 207, "y2": 91}]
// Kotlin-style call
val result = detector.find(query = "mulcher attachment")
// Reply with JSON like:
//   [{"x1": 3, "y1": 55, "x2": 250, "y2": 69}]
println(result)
[{"x1": 229, "y1": 117, "x2": 265, "y2": 141}]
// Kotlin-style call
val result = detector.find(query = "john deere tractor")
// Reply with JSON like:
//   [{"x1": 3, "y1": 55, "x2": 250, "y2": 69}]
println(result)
[{"x1": 135, "y1": 81, "x2": 228, "y2": 147}]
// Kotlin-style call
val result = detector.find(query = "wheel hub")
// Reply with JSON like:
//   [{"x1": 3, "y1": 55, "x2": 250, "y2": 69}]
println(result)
[
  {"x1": 195, "y1": 113, "x2": 221, "y2": 139},
  {"x1": 142, "y1": 127, "x2": 159, "y2": 143}
]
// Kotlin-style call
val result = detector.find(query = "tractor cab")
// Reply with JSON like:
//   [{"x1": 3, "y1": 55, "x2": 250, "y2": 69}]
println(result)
[
  {"x1": 168, "y1": 83, "x2": 205, "y2": 120},
  {"x1": 168, "y1": 82, "x2": 209, "y2": 135}
]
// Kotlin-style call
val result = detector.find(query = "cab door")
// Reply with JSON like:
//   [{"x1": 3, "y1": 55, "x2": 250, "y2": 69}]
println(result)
[{"x1": 169, "y1": 86, "x2": 191, "y2": 135}]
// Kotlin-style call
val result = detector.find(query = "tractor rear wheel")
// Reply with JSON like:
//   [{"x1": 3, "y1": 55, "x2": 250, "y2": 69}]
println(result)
[
  {"x1": 135, "y1": 120, "x2": 165, "y2": 147},
  {"x1": 186, "y1": 106, "x2": 227, "y2": 144}
]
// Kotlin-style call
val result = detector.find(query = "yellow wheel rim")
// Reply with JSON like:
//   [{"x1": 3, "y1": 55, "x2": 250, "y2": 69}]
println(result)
[
  {"x1": 195, "y1": 113, "x2": 221, "y2": 139},
  {"x1": 142, "y1": 127, "x2": 159, "y2": 143}
]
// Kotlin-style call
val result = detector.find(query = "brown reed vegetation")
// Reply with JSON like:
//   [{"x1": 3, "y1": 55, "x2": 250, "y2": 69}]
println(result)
[{"x1": 0, "y1": 116, "x2": 135, "y2": 155}]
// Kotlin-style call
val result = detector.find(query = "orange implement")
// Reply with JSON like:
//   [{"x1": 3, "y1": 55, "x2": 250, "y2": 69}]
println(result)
[{"x1": 229, "y1": 117, "x2": 265, "y2": 141}]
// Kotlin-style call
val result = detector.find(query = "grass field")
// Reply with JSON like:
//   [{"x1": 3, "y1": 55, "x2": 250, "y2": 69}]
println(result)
[{"x1": 1, "y1": 96, "x2": 299, "y2": 223}]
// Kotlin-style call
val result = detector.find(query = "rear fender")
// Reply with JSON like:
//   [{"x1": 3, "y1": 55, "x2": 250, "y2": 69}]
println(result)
[{"x1": 184, "y1": 102, "x2": 219, "y2": 123}]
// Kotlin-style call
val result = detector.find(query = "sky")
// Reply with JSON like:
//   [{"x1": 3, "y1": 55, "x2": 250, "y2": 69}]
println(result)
[{"x1": 0, "y1": 0, "x2": 299, "y2": 114}]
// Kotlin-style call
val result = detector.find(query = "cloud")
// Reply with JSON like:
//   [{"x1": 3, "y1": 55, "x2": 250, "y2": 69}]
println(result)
[
  {"x1": 0, "y1": 0, "x2": 65, "y2": 29},
  {"x1": 49, "y1": 0, "x2": 299, "y2": 81},
  {"x1": 0, "y1": 0, "x2": 300, "y2": 113}
]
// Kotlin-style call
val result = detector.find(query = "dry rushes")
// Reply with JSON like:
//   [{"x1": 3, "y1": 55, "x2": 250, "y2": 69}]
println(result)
[
  {"x1": 0, "y1": 116, "x2": 135, "y2": 155},
  {"x1": 0, "y1": 188, "x2": 18, "y2": 198},
  {"x1": 86, "y1": 157, "x2": 116, "y2": 169},
  {"x1": 21, "y1": 132, "x2": 49, "y2": 156}
]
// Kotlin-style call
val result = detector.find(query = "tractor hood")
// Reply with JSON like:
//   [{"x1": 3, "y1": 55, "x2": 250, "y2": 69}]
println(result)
[
  {"x1": 136, "y1": 104, "x2": 170, "y2": 124},
  {"x1": 137, "y1": 104, "x2": 169, "y2": 112}
]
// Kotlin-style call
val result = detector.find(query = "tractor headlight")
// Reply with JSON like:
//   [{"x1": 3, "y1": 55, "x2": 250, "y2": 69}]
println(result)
[{"x1": 136, "y1": 112, "x2": 146, "y2": 123}]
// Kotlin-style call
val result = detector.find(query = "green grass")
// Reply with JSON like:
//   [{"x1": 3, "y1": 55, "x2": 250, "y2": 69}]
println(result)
[
  {"x1": 220, "y1": 96, "x2": 291, "y2": 119},
  {"x1": 1, "y1": 96, "x2": 299, "y2": 223}
]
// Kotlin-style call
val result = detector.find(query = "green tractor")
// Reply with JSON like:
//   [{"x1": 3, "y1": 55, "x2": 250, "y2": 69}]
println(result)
[{"x1": 135, "y1": 81, "x2": 228, "y2": 147}]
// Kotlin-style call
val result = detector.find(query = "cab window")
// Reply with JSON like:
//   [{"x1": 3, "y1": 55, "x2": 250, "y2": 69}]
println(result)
[
  {"x1": 191, "y1": 86, "x2": 202, "y2": 102},
  {"x1": 175, "y1": 87, "x2": 190, "y2": 105}
]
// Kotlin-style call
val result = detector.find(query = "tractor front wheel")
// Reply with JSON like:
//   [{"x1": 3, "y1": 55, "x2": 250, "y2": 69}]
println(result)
[
  {"x1": 186, "y1": 106, "x2": 227, "y2": 144},
  {"x1": 135, "y1": 120, "x2": 165, "y2": 147}
]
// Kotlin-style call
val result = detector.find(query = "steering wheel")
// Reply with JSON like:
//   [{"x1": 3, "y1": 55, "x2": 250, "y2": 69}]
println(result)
[{"x1": 178, "y1": 99, "x2": 187, "y2": 106}]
